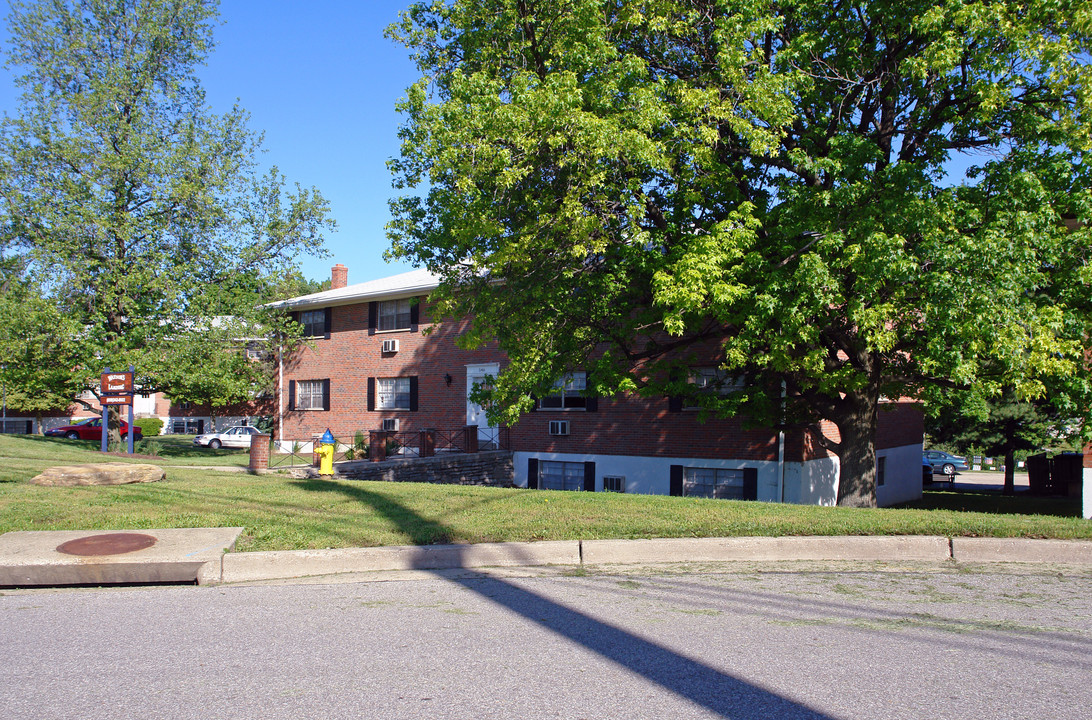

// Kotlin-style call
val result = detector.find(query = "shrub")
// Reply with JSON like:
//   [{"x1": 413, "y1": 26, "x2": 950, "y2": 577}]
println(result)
[
  {"x1": 134, "y1": 417, "x2": 163, "y2": 437},
  {"x1": 136, "y1": 440, "x2": 162, "y2": 457}
]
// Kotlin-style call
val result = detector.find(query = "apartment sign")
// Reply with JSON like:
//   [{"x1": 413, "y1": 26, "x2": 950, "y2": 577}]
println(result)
[
  {"x1": 101, "y1": 372, "x2": 133, "y2": 394},
  {"x1": 101, "y1": 394, "x2": 133, "y2": 406}
]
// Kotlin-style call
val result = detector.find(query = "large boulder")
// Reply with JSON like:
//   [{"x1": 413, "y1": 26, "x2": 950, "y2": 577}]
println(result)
[{"x1": 31, "y1": 463, "x2": 165, "y2": 487}]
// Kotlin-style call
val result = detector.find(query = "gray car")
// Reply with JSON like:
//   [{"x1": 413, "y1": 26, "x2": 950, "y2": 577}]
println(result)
[{"x1": 923, "y1": 450, "x2": 970, "y2": 476}]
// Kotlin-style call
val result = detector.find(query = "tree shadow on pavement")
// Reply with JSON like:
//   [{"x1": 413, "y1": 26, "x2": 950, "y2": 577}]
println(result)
[{"x1": 293, "y1": 477, "x2": 836, "y2": 719}]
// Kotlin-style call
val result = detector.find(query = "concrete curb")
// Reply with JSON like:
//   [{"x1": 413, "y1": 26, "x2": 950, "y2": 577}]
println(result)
[
  {"x1": 217, "y1": 535, "x2": 1092, "y2": 585},
  {"x1": 220, "y1": 540, "x2": 580, "y2": 583},
  {"x1": 951, "y1": 537, "x2": 1092, "y2": 564},
  {"x1": 581, "y1": 535, "x2": 952, "y2": 564},
  {"x1": 6, "y1": 530, "x2": 1092, "y2": 587},
  {"x1": 218, "y1": 535, "x2": 1092, "y2": 584}
]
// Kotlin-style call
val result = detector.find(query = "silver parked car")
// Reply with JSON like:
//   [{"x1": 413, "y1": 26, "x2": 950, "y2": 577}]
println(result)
[{"x1": 193, "y1": 425, "x2": 263, "y2": 449}]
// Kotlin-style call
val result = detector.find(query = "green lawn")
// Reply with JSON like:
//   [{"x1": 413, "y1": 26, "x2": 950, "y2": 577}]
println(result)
[{"x1": 0, "y1": 434, "x2": 1087, "y2": 552}]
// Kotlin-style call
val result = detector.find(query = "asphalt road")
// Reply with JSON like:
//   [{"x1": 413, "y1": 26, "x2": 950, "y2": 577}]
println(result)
[{"x1": 2, "y1": 562, "x2": 1090, "y2": 720}]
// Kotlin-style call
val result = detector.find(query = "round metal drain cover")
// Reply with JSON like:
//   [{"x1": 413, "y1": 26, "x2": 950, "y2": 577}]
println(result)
[{"x1": 57, "y1": 533, "x2": 157, "y2": 556}]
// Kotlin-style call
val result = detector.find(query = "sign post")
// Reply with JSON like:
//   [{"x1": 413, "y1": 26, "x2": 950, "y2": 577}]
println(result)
[{"x1": 100, "y1": 367, "x2": 136, "y2": 454}]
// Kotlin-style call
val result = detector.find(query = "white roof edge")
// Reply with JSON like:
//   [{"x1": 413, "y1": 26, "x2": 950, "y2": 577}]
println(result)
[{"x1": 264, "y1": 268, "x2": 442, "y2": 311}]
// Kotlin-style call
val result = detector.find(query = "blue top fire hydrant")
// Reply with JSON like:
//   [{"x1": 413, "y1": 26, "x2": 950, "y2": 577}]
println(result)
[{"x1": 318, "y1": 428, "x2": 336, "y2": 476}]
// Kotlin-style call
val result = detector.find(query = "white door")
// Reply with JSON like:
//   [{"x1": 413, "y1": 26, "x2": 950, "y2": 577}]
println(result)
[{"x1": 466, "y1": 363, "x2": 499, "y2": 447}]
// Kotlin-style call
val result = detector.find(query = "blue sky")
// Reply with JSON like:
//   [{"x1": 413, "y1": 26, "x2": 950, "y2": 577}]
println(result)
[
  {"x1": 1, "y1": 1, "x2": 990, "y2": 289},
  {"x1": 0, "y1": 0, "x2": 423, "y2": 286}
]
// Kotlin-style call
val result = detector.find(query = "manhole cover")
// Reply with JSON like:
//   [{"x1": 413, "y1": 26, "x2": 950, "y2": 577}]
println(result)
[{"x1": 56, "y1": 533, "x2": 157, "y2": 556}]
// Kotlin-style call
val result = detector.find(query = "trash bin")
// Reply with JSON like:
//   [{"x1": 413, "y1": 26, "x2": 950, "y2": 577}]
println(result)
[
  {"x1": 1053, "y1": 452, "x2": 1084, "y2": 498},
  {"x1": 1026, "y1": 453, "x2": 1050, "y2": 495}
]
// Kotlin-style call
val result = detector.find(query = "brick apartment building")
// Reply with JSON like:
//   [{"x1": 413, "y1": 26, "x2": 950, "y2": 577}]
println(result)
[{"x1": 269, "y1": 265, "x2": 925, "y2": 506}]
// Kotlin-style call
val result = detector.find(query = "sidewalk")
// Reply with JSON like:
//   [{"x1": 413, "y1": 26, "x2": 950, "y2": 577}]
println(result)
[{"x1": 2, "y1": 529, "x2": 1090, "y2": 588}]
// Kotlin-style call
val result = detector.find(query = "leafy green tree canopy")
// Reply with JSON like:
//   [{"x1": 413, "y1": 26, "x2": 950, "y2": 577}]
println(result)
[
  {"x1": 0, "y1": 0, "x2": 335, "y2": 420},
  {"x1": 387, "y1": 0, "x2": 1092, "y2": 506}
]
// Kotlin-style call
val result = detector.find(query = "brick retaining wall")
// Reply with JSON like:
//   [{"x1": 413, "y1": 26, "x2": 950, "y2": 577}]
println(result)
[{"x1": 333, "y1": 450, "x2": 515, "y2": 487}]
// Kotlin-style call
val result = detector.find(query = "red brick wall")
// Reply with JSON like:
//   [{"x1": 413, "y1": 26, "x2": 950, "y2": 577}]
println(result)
[
  {"x1": 281, "y1": 298, "x2": 923, "y2": 462},
  {"x1": 875, "y1": 400, "x2": 924, "y2": 450},
  {"x1": 510, "y1": 394, "x2": 780, "y2": 461},
  {"x1": 280, "y1": 300, "x2": 500, "y2": 441}
]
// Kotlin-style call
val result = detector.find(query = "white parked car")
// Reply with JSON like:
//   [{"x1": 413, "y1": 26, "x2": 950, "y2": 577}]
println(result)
[{"x1": 193, "y1": 425, "x2": 263, "y2": 449}]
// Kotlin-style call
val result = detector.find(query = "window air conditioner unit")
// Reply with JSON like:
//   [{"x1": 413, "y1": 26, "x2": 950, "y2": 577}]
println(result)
[
  {"x1": 382, "y1": 339, "x2": 399, "y2": 353},
  {"x1": 382, "y1": 418, "x2": 400, "y2": 432},
  {"x1": 548, "y1": 420, "x2": 570, "y2": 436}
]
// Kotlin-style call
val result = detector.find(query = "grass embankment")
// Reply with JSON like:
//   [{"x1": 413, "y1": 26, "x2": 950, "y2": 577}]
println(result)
[{"x1": 0, "y1": 434, "x2": 1087, "y2": 552}]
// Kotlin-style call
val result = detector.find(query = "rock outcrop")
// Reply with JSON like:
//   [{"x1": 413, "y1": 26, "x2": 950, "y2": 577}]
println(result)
[{"x1": 30, "y1": 463, "x2": 165, "y2": 487}]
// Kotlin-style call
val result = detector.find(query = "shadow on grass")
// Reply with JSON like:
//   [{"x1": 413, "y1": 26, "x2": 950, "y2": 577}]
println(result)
[
  {"x1": 292, "y1": 476, "x2": 835, "y2": 719},
  {"x1": 900, "y1": 489, "x2": 1082, "y2": 517},
  {"x1": 289, "y1": 477, "x2": 457, "y2": 544}
]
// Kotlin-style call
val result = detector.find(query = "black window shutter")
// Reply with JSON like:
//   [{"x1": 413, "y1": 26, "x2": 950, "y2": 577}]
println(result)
[
  {"x1": 584, "y1": 371, "x2": 597, "y2": 412},
  {"x1": 529, "y1": 394, "x2": 538, "y2": 412},
  {"x1": 322, "y1": 379, "x2": 331, "y2": 411},
  {"x1": 668, "y1": 368, "x2": 683, "y2": 412},
  {"x1": 288, "y1": 380, "x2": 296, "y2": 411},
  {"x1": 669, "y1": 464, "x2": 683, "y2": 496},
  {"x1": 742, "y1": 467, "x2": 758, "y2": 501},
  {"x1": 410, "y1": 299, "x2": 420, "y2": 330},
  {"x1": 409, "y1": 376, "x2": 419, "y2": 411},
  {"x1": 367, "y1": 378, "x2": 375, "y2": 411},
  {"x1": 25, "y1": 420, "x2": 32, "y2": 434},
  {"x1": 528, "y1": 458, "x2": 539, "y2": 489},
  {"x1": 584, "y1": 462, "x2": 596, "y2": 492},
  {"x1": 368, "y1": 302, "x2": 377, "y2": 335},
  {"x1": 324, "y1": 307, "x2": 333, "y2": 339}
]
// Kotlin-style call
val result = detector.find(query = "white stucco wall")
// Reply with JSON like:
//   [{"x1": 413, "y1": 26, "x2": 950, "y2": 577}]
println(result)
[
  {"x1": 875, "y1": 443, "x2": 925, "y2": 507},
  {"x1": 512, "y1": 451, "x2": 784, "y2": 498},
  {"x1": 512, "y1": 444, "x2": 920, "y2": 508},
  {"x1": 511, "y1": 451, "x2": 851, "y2": 505},
  {"x1": 164, "y1": 416, "x2": 254, "y2": 434},
  {"x1": 1084, "y1": 468, "x2": 1092, "y2": 520},
  {"x1": 781, "y1": 455, "x2": 840, "y2": 506}
]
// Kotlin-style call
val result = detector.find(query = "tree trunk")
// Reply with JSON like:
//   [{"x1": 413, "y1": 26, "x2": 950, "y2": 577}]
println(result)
[
  {"x1": 835, "y1": 391, "x2": 880, "y2": 508},
  {"x1": 1003, "y1": 449, "x2": 1016, "y2": 496},
  {"x1": 106, "y1": 406, "x2": 123, "y2": 447}
]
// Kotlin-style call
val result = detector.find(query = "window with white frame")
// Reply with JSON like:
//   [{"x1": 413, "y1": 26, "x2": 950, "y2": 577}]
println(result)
[
  {"x1": 683, "y1": 467, "x2": 746, "y2": 500},
  {"x1": 376, "y1": 377, "x2": 411, "y2": 410},
  {"x1": 296, "y1": 380, "x2": 326, "y2": 410},
  {"x1": 378, "y1": 298, "x2": 412, "y2": 331},
  {"x1": 540, "y1": 460, "x2": 585, "y2": 491},
  {"x1": 300, "y1": 309, "x2": 326, "y2": 337},
  {"x1": 539, "y1": 372, "x2": 587, "y2": 410},
  {"x1": 691, "y1": 367, "x2": 744, "y2": 394}
]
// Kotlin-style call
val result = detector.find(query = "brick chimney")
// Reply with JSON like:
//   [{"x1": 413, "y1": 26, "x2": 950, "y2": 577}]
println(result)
[{"x1": 331, "y1": 264, "x2": 348, "y2": 290}]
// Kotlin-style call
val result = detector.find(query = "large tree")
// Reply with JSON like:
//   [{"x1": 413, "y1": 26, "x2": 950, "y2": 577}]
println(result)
[
  {"x1": 0, "y1": 255, "x2": 88, "y2": 429},
  {"x1": 0, "y1": 0, "x2": 333, "y2": 434},
  {"x1": 386, "y1": 0, "x2": 1092, "y2": 506}
]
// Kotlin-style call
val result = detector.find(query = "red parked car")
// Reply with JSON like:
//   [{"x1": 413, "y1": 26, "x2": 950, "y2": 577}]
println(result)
[{"x1": 45, "y1": 417, "x2": 143, "y2": 441}]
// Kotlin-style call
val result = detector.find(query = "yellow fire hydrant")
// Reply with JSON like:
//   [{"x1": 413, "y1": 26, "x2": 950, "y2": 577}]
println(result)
[{"x1": 318, "y1": 428, "x2": 336, "y2": 476}]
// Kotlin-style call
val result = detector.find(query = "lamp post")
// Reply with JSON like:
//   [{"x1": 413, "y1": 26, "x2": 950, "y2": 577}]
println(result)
[{"x1": 1, "y1": 362, "x2": 6, "y2": 435}]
